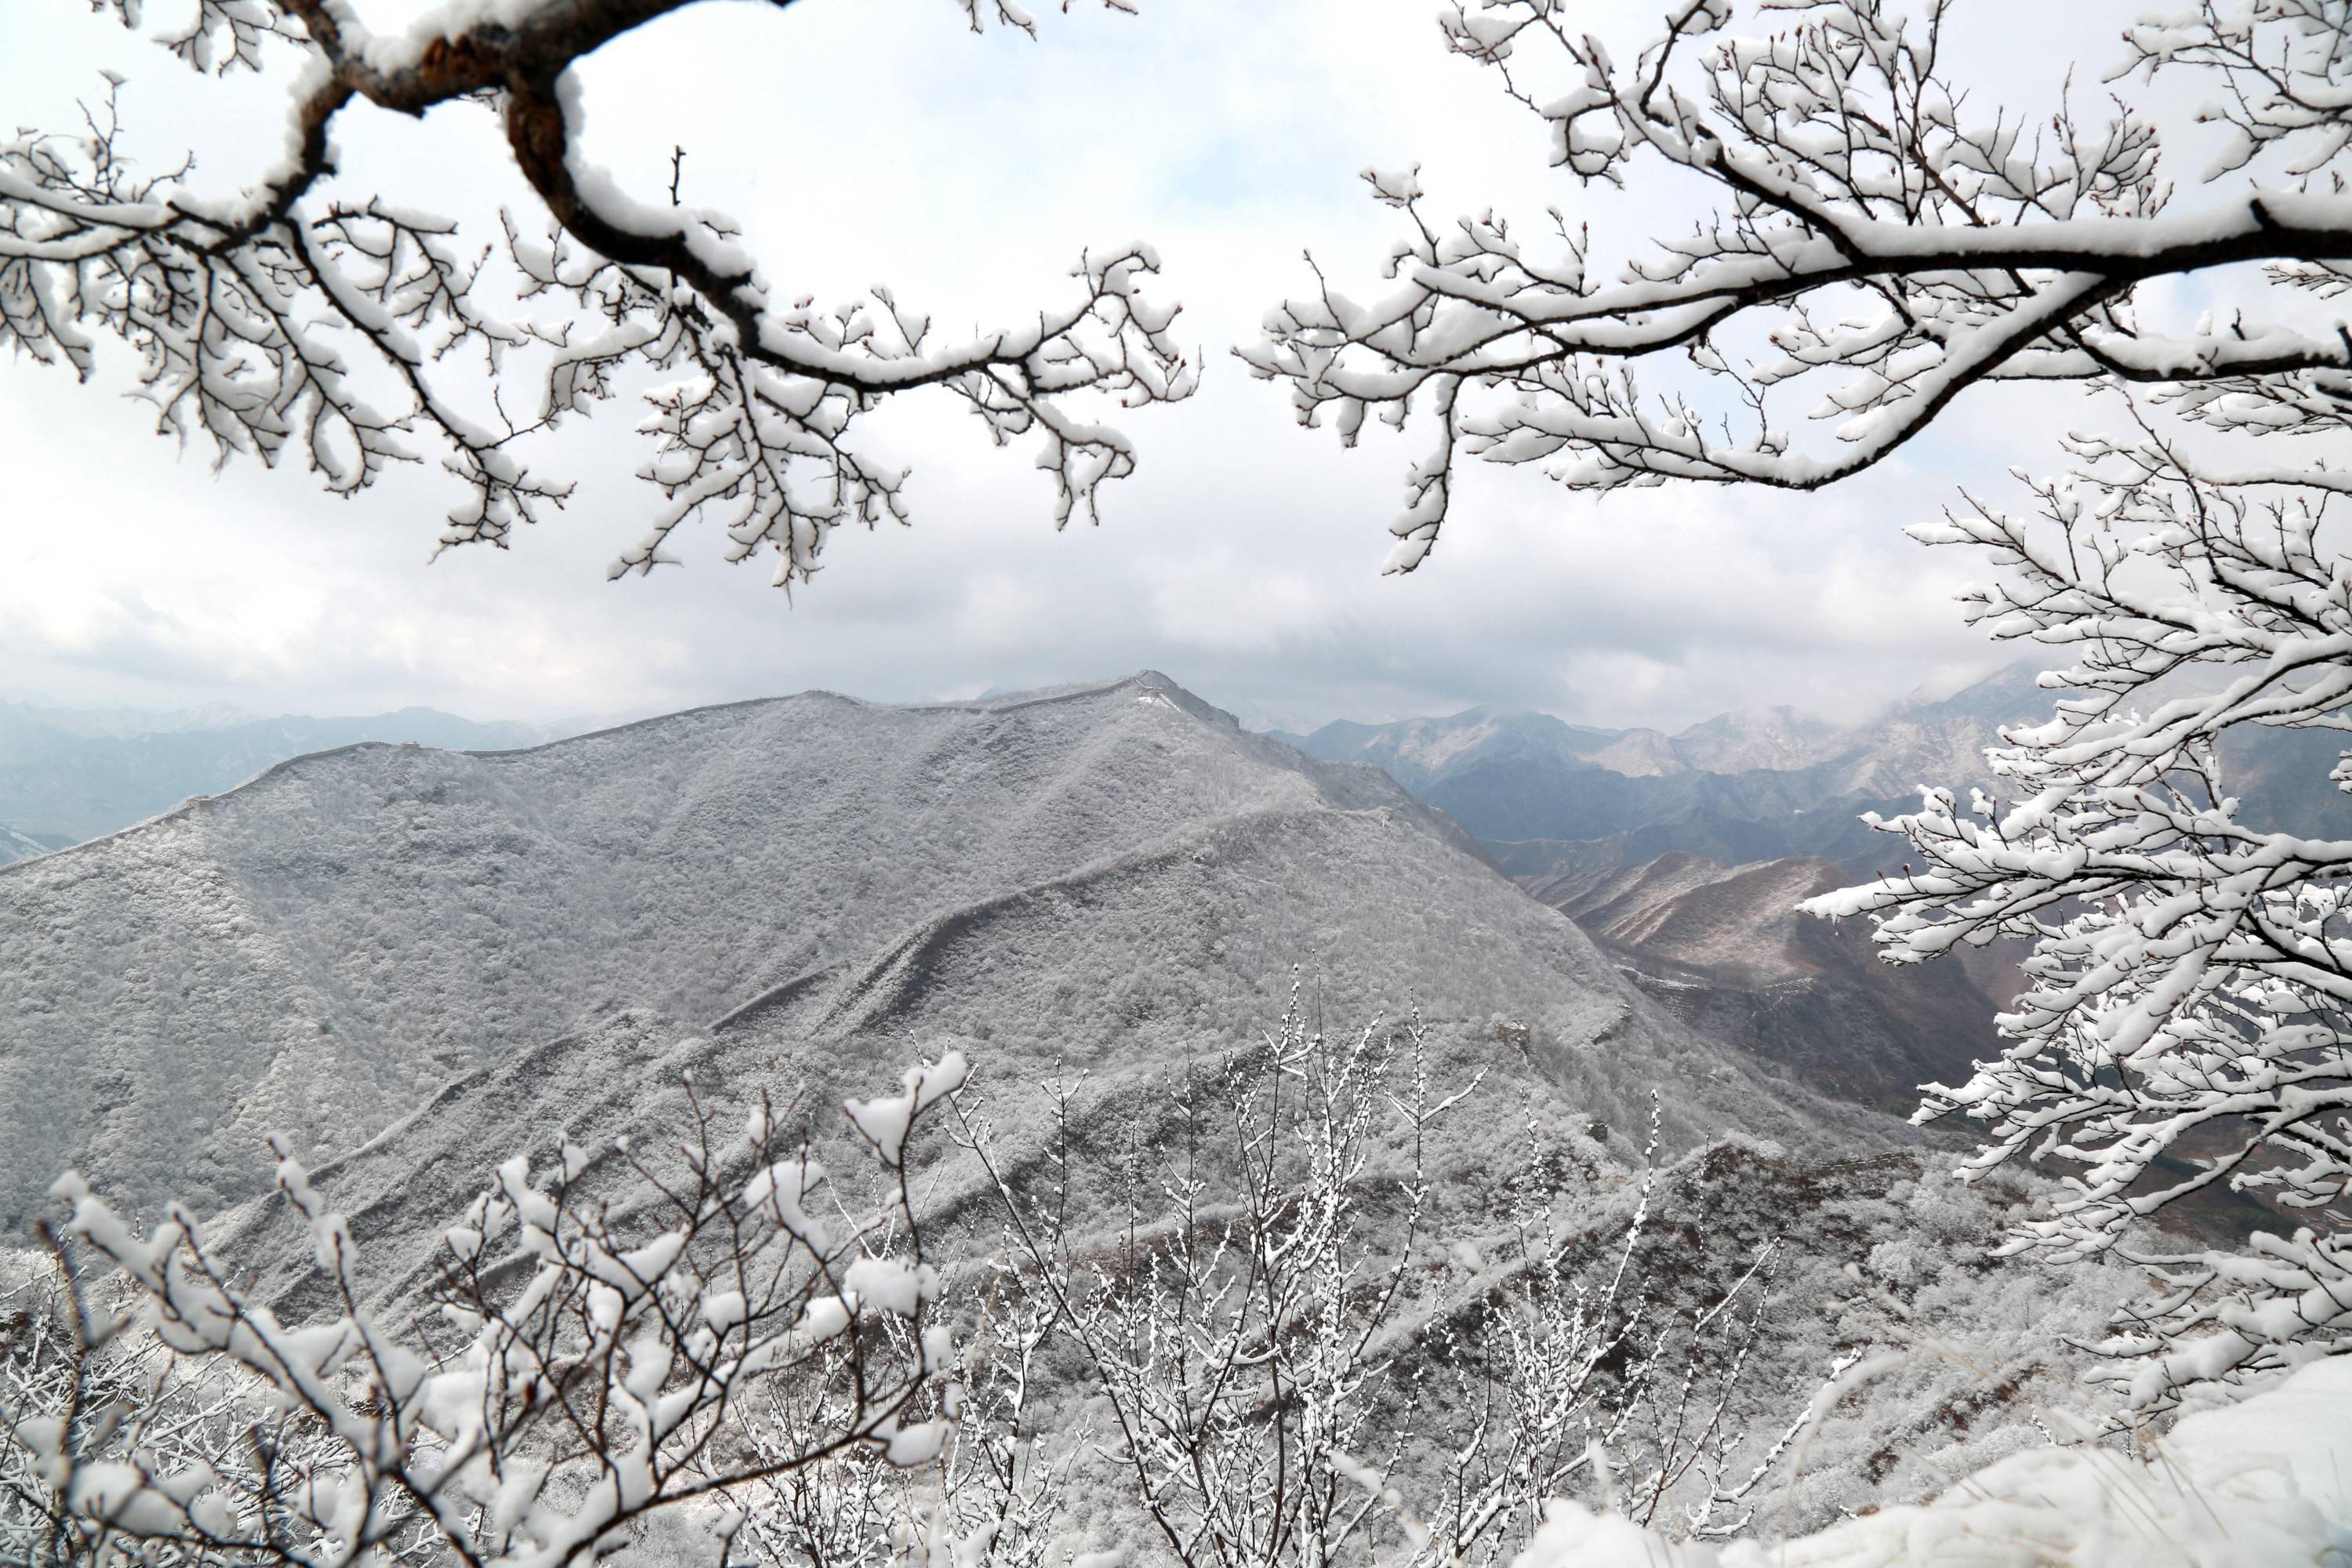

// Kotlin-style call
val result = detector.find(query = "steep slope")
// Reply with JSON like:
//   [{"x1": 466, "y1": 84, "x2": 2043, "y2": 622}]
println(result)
[
  {"x1": 0, "y1": 703, "x2": 557, "y2": 844},
  {"x1": 198, "y1": 800, "x2": 1893, "y2": 1314},
  {"x1": 0, "y1": 673, "x2": 1877, "y2": 1235},
  {"x1": 1529, "y1": 854, "x2": 2003, "y2": 1112}
]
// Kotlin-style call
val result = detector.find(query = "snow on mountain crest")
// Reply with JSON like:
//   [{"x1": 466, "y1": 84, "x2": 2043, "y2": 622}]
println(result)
[
  {"x1": 0, "y1": 703, "x2": 567, "y2": 844},
  {"x1": 0, "y1": 673, "x2": 1240, "y2": 874},
  {"x1": 10, "y1": 671, "x2": 1812, "y2": 1232}
]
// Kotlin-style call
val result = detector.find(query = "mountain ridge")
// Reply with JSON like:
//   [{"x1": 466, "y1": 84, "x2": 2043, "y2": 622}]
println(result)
[
  {"x1": 0, "y1": 702, "x2": 568, "y2": 844},
  {"x1": 1282, "y1": 657, "x2": 2349, "y2": 877},
  {"x1": 0, "y1": 671, "x2": 1875, "y2": 1235}
]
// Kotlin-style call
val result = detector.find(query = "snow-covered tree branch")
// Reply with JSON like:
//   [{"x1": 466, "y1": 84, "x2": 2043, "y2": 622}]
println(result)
[
  {"x1": 1245, "y1": 0, "x2": 2352, "y2": 572},
  {"x1": 1, "y1": 0, "x2": 1193, "y2": 586},
  {"x1": 1803, "y1": 423, "x2": 2352, "y2": 1411},
  {"x1": 3, "y1": 1054, "x2": 971, "y2": 1567},
  {"x1": 1244, "y1": 0, "x2": 2352, "y2": 1421}
]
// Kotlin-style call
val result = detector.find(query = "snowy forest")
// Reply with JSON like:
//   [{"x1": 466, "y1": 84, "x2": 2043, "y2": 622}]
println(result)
[{"x1": 2, "y1": 0, "x2": 2351, "y2": 1565}]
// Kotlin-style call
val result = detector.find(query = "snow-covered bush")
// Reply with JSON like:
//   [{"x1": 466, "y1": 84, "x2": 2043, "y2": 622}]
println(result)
[
  {"x1": 2, "y1": 2, "x2": 1192, "y2": 586},
  {"x1": 0, "y1": 1242, "x2": 370, "y2": 1568},
  {"x1": 3, "y1": 1055, "x2": 971, "y2": 1567}
]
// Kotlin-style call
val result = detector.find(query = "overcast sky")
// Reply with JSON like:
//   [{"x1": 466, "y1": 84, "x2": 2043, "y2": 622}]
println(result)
[{"x1": 2, "y1": 0, "x2": 2164, "y2": 734}]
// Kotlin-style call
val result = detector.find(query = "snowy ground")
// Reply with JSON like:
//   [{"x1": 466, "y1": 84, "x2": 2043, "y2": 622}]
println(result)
[{"x1": 1517, "y1": 1354, "x2": 2352, "y2": 1566}]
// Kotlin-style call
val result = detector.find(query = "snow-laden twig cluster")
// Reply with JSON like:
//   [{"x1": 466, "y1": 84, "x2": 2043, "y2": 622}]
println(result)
[
  {"x1": 1245, "y1": 0, "x2": 2352, "y2": 571},
  {"x1": 952, "y1": 991, "x2": 1812, "y2": 1568},
  {"x1": 957, "y1": 1005, "x2": 1453, "y2": 1568},
  {"x1": 1804, "y1": 421, "x2": 2352, "y2": 1411},
  {"x1": 1421, "y1": 1098, "x2": 1798, "y2": 1555},
  {"x1": 2, "y1": 0, "x2": 1192, "y2": 586},
  {"x1": 0, "y1": 1241, "x2": 391, "y2": 1568},
  {"x1": 2, "y1": 1054, "x2": 970, "y2": 1567}
]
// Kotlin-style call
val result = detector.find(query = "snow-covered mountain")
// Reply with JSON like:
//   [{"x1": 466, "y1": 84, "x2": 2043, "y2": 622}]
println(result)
[
  {"x1": 0, "y1": 701, "x2": 561, "y2": 844},
  {"x1": 0, "y1": 670, "x2": 2139, "y2": 1534},
  {"x1": 0, "y1": 673, "x2": 1894, "y2": 1238}
]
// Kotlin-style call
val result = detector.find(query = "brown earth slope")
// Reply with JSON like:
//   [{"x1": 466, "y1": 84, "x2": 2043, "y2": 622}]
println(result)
[{"x1": 1529, "y1": 851, "x2": 2005, "y2": 1114}]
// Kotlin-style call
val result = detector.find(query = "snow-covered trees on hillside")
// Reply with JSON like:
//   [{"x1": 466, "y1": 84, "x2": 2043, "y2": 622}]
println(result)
[
  {"x1": 1, "y1": 1, "x2": 1192, "y2": 586},
  {"x1": 1252, "y1": 0, "x2": 2352, "y2": 1410},
  {"x1": 9, "y1": 1014, "x2": 1904, "y2": 1568},
  {"x1": 953, "y1": 999, "x2": 1813, "y2": 1568},
  {"x1": 3, "y1": 1056, "x2": 971, "y2": 1568}
]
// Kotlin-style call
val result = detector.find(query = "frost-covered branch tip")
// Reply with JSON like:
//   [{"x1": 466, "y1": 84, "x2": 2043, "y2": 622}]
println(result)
[{"x1": 2, "y1": 0, "x2": 1192, "y2": 588}]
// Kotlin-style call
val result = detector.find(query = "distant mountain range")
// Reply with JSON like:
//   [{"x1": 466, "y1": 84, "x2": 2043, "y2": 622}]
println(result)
[
  {"x1": 1279, "y1": 657, "x2": 2346, "y2": 1189},
  {"x1": 0, "y1": 701, "x2": 572, "y2": 852},
  {"x1": 1272, "y1": 660, "x2": 2055, "y2": 877},
  {"x1": 1276, "y1": 657, "x2": 2347, "y2": 880}
]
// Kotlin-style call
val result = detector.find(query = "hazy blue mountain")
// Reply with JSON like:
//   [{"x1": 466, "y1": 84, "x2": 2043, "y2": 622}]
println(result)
[
  {"x1": 1283, "y1": 708, "x2": 1902, "y2": 867},
  {"x1": 5, "y1": 700, "x2": 261, "y2": 740},
  {"x1": 0, "y1": 701, "x2": 560, "y2": 843},
  {"x1": 0, "y1": 826, "x2": 54, "y2": 868},
  {"x1": 1283, "y1": 659, "x2": 2348, "y2": 880}
]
